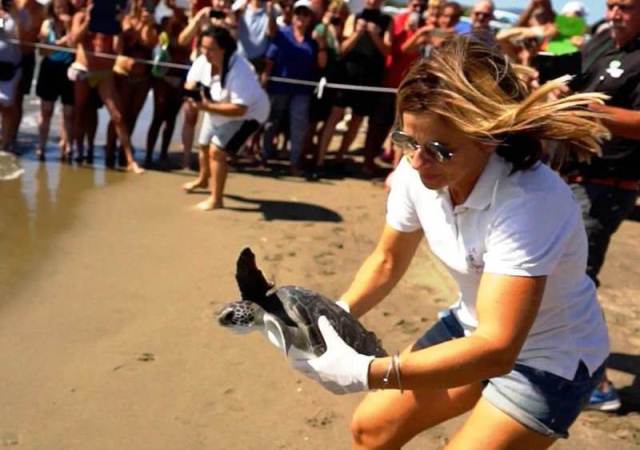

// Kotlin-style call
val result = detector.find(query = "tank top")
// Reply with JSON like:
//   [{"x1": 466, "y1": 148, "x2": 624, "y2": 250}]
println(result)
[
  {"x1": 342, "y1": 9, "x2": 391, "y2": 82},
  {"x1": 46, "y1": 20, "x2": 73, "y2": 63}
]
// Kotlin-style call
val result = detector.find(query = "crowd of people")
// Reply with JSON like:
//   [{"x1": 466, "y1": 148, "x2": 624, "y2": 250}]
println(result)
[{"x1": 0, "y1": 0, "x2": 608, "y2": 180}]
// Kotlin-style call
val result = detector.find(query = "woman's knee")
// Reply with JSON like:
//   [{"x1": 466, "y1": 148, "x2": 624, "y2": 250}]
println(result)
[
  {"x1": 108, "y1": 107, "x2": 124, "y2": 126},
  {"x1": 209, "y1": 145, "x2": 227, "y2": 161},
  {"x1": 183, "y1": 103, "x2": 198, "y2": 125},
  {"x1": 350, "y1": 400, "x2": 398, "y2": 448}
]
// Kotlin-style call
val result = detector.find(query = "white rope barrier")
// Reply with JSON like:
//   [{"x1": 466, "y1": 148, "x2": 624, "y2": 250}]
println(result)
[
  {"x1": 2, "y1": 38, "x2": 398, "y2": 98},
  {"x1": 6, "y1": 38, "x2": 193, "y2": 70}
]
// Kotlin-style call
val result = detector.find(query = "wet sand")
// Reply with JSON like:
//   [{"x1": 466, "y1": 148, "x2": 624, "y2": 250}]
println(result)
[{"x1": 1, "y1": 151, "x2": 639, "y2": 448}]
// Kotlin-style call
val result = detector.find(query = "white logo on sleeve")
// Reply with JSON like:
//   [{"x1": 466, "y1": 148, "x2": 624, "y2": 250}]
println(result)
[{"x1": 606, "y1": 60, "x2": 624, "y2": 78}]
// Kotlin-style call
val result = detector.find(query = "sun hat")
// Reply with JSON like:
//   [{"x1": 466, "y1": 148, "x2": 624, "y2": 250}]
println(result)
[
  {"x1": 561, "y1": 1, "x2": 587, "y2": 17},
  {"x1": 293, "y1": 0, "x2": 312, "y2": 11}
]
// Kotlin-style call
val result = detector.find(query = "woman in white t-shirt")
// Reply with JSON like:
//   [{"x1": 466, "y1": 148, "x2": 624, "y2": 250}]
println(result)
[
  {"x1": 183, "y1": 26, "x2": 269, "y2": 210},
  {"x1": 290, "y1": 36, "x2": 611, "y2": 448}
]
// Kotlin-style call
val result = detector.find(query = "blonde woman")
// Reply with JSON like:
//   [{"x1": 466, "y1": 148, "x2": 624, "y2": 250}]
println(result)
[{"x1": 291, "y1": 36, "x2": 611, "y2": 449}]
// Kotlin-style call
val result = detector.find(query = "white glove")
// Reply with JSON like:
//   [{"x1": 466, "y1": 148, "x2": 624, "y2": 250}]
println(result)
[{"x1": 290, "y1": 316, "x2": 374, "y2": 395}]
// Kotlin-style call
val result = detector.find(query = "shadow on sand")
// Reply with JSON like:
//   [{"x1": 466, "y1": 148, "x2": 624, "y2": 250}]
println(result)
[
  {"x1": 608, "y1": 352, "x2": 640, "y2": 414},
  {"x1": 628, "y1": 205, "x2": 640, "y2": 223},
  {"x1": 223, "y1": 193, "x2": 342, "y2": 222}
]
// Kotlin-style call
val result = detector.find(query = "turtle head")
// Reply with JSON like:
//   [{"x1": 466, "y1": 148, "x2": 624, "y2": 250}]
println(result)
[
  {"x1": 217, "y1": 300, "x2": 293, "y2": 355},
  {"x1": 217, "y1": 300, "x2": 264, "y2": 334}
]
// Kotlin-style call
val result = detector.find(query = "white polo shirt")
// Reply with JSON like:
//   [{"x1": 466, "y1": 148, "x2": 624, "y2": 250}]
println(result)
[
  {"x1": 386, "y1": 154, "x2": 609, "y2": 380},
  {"x1": 186, "y1": 54, "x2": 213, "y2": 87},
  {"x1": 205, "y1": 52, "x2": 270, "y2": 126}
]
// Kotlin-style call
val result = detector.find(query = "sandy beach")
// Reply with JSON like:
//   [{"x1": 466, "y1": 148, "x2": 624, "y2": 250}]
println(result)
[{"x1": 1, "y1": 136, "x2": 639, "y2": 448}]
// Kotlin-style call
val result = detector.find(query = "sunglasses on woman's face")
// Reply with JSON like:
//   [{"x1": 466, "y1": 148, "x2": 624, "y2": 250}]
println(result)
[{"x1": 391, "y1": 130, "x2": 454, "y2": 163}]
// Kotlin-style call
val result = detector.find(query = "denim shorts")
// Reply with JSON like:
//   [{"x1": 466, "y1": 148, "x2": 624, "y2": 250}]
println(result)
[{"x1": 414, "y1": 310, "x2": 605, "y2": 439}]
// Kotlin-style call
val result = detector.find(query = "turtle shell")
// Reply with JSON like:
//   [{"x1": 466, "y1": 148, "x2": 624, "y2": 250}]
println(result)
[{"x1": 275, "y1": 285, "x2": 387, "y2": 357}]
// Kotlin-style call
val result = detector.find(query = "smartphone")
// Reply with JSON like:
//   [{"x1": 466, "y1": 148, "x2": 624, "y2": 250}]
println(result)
[
  {"x1": 89, "y1": 0, "x2": 127, "y2": 35},
  {"x1": 209, "y1": 9, "x2": 226, "y2": 19},
  {"x1": 360, "y1": 8, "x2": 378, "y2": 22}
]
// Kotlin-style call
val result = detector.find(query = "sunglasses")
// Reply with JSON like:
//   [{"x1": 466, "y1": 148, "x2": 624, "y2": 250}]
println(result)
[
  {"x1": 294, "y1": 7, "x2": 311, "y2": 16},
  {"x1": 472, "y1": 11, "x2": 492, "y2": 19},
  {"x1": 391, "y1": 130, "x2": 454, "y2": 163}
]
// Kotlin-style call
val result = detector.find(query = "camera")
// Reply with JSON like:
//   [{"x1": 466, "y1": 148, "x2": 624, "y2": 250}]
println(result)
[
  {"x1": 329, "y1": 15, "x2": 342, "y2": 26},
  {"x1": 209, "y1": 9, "x2": 227, "y2": 19},
  {"x1": 183, "y1": 88, "x2": 203, "y2": 102},
  {"x1": 360, "y1": 8, "x2": 378, "y2": 22},
  {"x1": 533, "y1": 51, "x2": 582, "y2": 85},
  {"x1": 183, "y1": 82, "x2": 212, "y2": 102}
]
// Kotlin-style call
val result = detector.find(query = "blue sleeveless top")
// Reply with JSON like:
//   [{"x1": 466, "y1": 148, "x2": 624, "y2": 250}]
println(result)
[{"x1": 46, "y1": 21, "x2": 73, "y2": 64}]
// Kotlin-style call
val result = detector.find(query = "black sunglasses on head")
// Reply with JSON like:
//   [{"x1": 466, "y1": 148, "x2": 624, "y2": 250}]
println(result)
[{"x1": 391, "y1": 130, "x2": 454, "y2": 163}]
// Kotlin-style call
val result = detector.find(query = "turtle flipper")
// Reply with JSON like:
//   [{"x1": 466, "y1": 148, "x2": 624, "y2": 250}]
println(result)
[{"x1": 235, "y1": 247, "x2": 273, "y2": 301}]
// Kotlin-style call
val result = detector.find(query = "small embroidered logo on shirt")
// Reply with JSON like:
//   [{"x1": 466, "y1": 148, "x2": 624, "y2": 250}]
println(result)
[
  {"x1": 466, "y1": 250, "x2": 484, "y2": 274},
  {"x1": 606, "y1": 60, "x2": 624, "y2": 78}
]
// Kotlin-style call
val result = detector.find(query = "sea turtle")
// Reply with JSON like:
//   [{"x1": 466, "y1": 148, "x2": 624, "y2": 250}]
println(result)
[{"x1": 217, "y1": 247, "x2": 387, "y2": 358}]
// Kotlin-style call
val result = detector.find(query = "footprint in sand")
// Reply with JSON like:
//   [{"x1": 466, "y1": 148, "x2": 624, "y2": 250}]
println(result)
[{"x1": 305, "y1": 410, "x2": 339, "y2": 429}]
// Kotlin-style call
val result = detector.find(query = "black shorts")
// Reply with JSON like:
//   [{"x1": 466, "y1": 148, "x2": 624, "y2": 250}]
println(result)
[
  {"x1": 332, "y1": 84, "x2": 379, "y2": 117},
  {"x1": 18, "y1": 52, "x2": 36, "y2": 95},
  {"x1": 36, "y1": 58, "x2": 74, "y2": 105},
  {"x1": 331, "y1": 61, "x2": 384, "y2": 117},
  {"x1": 224, "y1": 119, "x2": 261, "y2": 154},
  {"x1": 369, "y1": 92, "x2": 397, "y2": 129}
]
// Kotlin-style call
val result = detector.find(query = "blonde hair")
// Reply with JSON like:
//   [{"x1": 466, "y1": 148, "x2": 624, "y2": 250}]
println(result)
[
  {"x1": 397, "y1": 36, "x2": 610, "y2": 171},
  {"x1": 328, "y1": 0, "x2": 349, "y2": 15}
]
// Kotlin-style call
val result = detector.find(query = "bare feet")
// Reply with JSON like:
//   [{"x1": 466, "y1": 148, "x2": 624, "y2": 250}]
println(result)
[
  {"x1": 127, "y1": 161, "x2": 145, "y2": 174},
  {"x1": 60, "y1": 146, "x2": 71, "y2": 162},
  {"x1": 196, "y1": 197, "x2": 223, "y2": 210},
  {"x1": 182, "y1": 179, "x2": 208, "y2": 193}
]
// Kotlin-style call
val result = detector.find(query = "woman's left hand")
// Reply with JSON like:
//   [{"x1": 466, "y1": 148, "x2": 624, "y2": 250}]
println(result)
[{"x1": 290, "y1": 316, "x2": 374, "y2": 395}]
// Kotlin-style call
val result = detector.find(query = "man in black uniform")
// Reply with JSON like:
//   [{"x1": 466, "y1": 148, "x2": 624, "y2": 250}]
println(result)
[{"x1": 565, "y1": 0, "x2": 640, "y2": 412}]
